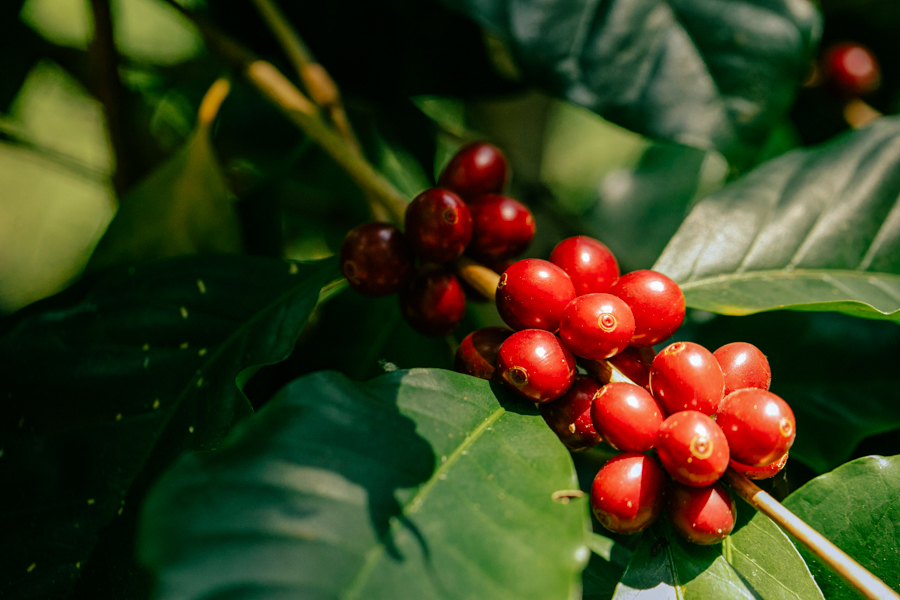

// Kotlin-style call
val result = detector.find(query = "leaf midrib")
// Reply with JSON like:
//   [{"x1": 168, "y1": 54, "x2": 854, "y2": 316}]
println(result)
[{"x1": 681, "y1": 268, "x2": 900, "y2": 292}]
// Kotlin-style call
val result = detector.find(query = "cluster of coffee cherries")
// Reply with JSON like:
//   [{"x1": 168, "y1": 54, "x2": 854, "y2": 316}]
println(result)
[
  {"x1": 454, "y1": 242, "x2": 797, "y2": 545},
  {"x1": 339, "y1": 141, "x2": 535, "y2": 335}
]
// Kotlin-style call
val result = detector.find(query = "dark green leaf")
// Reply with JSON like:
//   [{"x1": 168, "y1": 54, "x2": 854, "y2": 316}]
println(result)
[
  {"x1": 139, "y1": 369, "x2": 589, "y2": 599},
  {"x1": 583, "y1": 533, "x2": 631, "y2": 600},
  {"x1": 0, "y1": 256, "x2": 340, "y2": 598},
  {"x1": 655, "y1": 117, "x2": 900, "y2": 323},
  {"x1": 784, "y1": 455, "x2": 900, "y2": 600},
  {"x1": 439, "y1": 0, "x2": 820, "y2": 165}
]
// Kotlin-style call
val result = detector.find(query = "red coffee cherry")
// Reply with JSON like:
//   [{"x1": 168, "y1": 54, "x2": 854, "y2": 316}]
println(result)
[
  {"x1": 438, "y1": 141, "x2": 508, "y2": 199},
  {"x1": 716, "y1": 389, "x2": 796, "y2": 467},
  {"x1": 540, "y1": 375, "x2": 602, "y2": 451},
  {"x1": 608, "y1": 346, "x2": 655, "y2": 390},
  {"x1": 497, "y1": 329, "x2": 576, "y2": 403},
  {"x1": 590, "y1": 382, "x2": 663, "y2": 452},
  {"x1": 610, "y1": 270, "x2": 685, "y2": 347},
  {"x1": 668, "y1": 481, "x2": 736, "y2": 545},
  {"x1": 399, "y1": 267, "x2": 466, "y2": 336},
  {"x1": 714, "y1": 342, "x2": 771, "y2": 396},
  {"x1": 340, "y1": 222, "x2": 414, "y2": 297},
  {"x1": 656, "y1": 411, "x2": 729, "y2": 487},
  {"x1": 558, "y1": 294, "x2": 635, "y2": 360},
  {"x1": 730, "y1": 451, "x2": 788, "y2": 480},
  {"x1": 454, "y1": 326, "x2": 514, "y2": 380},
  {"x1": 404, "y1": 188, "x2": 472, "y2": 263},
  {"x1": 590, "y1": 453, "x2": 666, "y2": 534},
  {"x1": 650, "y1": 342, "x2": 725, "y2": 416},
  {"x1": 468, "y1": 194, "x2": 535, "y2": 261},
  {"x1": 549, "y1": 236, "x2": 620, "y2": 296},
  {"x1": 496, "y1": 259, "x2": 576, "y2": 332},
  {"x1": 823, "y1": 42, "x2": 881, "y2": 97}
]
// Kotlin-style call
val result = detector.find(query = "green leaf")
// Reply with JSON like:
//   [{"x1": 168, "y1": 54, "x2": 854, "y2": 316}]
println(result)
[
  {"x1": 0, "y1": 255, "x2": 340, "y2": 598},
  {"x1": 439, "y1": 0, "x2": 821, "y2": 165},
  {"x1": 583, "y1": 533, "x2": 631, "y2": 600},
  {"x1": 784, "y1": 455, "x2": 900, "y2": 600},
  {"x1": 138, "y1": 369, "x2": 590, "y2": 599},
  {"x1": 655, "y1": 117, "x2": 900, "y2": 323}
]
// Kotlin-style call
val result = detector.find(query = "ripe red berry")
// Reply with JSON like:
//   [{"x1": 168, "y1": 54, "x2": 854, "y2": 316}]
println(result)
[
  {"x1": 590, "y1": 382, "x2": 663, "y2": 452},
  {"x1": 716, "y1": 389, "x2": 796, "y2": 467},
  {"x1": 823, "y1": 42, "x2": 881, "y2": 97},
  {"x1": 496, "y1": 259, "x2": 576, "y2": 332},
  {"x1": 454, "y1": 326, "x2": 514, "y2": 380},
  {"x1": 496, "y1": 329, "x2": 576, "y2": 403},
  {"x1": 549, "y1": 236, "x2": 619, "y2": 296},
  {"x1": 558, "y1": 293, "x2": 635, "y2": 360},
  {"x1": 590, "y1": 453, "x2": 666, "y2": 534},
  {"x1": 438, "y1": 141, "x2": 508, "y2": 199},
  {"x1": 340, "y1": 222, "x2": 414, "y2": 297},
  {"x1": 656, "y1": 411, "x2": 729, "y2": 487},
  {"x1": 730, "y1": 451, "x2": 788, "y2": 480},
  {"x1": 608, "y1": 346, "x2": 655, "y2": 390},
  {"x1": 610, "y1": 270, "x2": 684, "y2": 347},
  {"x1": 467, "y1": 194, "x2": 535, "y2": 261},
  {"x1": 650, "y1": 342, "x2": 725, "y2": 416},
  {"x1": 404, "y1": 188, "x2": 472, "y2": 263},
  {"x1": 399, "y1": 267, "x2": 466, "y2": 336},
  {"x1": 713, "y1": 342, "x2": 772, "y2": 396},
  {"x1": 540, "y1": 375, "x2": 602, "y2": 451},
  {"x1": 668, "y1": 481, "x2": 736, "y2": 545}
]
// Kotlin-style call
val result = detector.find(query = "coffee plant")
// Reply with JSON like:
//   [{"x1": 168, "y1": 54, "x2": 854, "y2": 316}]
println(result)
[{"x1": 1, "y1": 0, "x2": 899, "y2": 599}]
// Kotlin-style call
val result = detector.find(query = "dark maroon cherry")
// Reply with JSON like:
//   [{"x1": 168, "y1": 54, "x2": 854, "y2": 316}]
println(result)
[
  {"x1": 608, "y1": 347, "x2": 655, "y2": 390},
  {"x1": 591, "y1": 382, "x2": 663, "y2": 452},
  {"x1": 468, "y1": 194, "x2": 535, "y2": 261},
  {"x1": 558, "y1": 293, "x2": 635, "y2": 360},
  {"x1": 496, "y1": 259, "x2": 576, "y2": 332},
  {"x1": 540, "y1": 375, "x2": 603, "y2": 451},
  {"x1": 399, "y1": 267, "x2": 466, "y2": 336},
  {"x1": 496, "y1": 329, "x2": 576, "y2": 403},
  {"x1": 714, "y1": 342, "x2": 771, "y2": 396},
  {"x1": 610, "y1": 270, "x2": 685, "y2": 347},
  {"x1": 340, "y1": 222, "x2": 414, "y2": 297},
  {"x1": 438, "y1": 141, "x2": 508, "y2": 199},
  {"x1": 650, "y1": 342, "x2": 725, "y2": 416},
  {"x1": 824, "y1": 42, "x2": 881, "y2": 96},
  {"x1": 549, "y1": 236, "x2": 619, "y2": 296},
  {"x1": 404, "y1": 188, "x2": 472, "y2": 263},
  {"x1": 716, "y1": 388, "x2": 796, "y2": 467},
  {"x1": 668, "y1": 481, "x2": 736, "y2": 545},
  {"x1": 590, "y1": 453, "x2": 666, "y2": 534},
  {"x1": 454, "y1": 326, "x2": 514, "y2": 380},
  {"x1": 656, "y1": 411, "x2": 729, "y2": 487},
  {"x1": 730, "y1": 451, "x2": 788, "y2": 480}
]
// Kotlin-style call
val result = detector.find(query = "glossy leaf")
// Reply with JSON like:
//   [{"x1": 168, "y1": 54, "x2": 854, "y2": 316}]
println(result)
[
  {"x1": 655, "y1": 117, "x2": 900, "y2": 322},
  {"x1": 440, "y1": 0, "x2": 820, "y2": 165},
  {"x1": 784, "y1": 455, "x2": 900, "y2": 600},
  {"x1": 139, "y1": 369, "x2": 589, "y2": 600},
  {"x1": 0, "y1": 256, "x2": 340, "y2": 598}
]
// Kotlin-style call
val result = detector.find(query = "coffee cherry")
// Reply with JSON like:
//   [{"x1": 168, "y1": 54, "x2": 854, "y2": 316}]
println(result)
[
  {"x1": 714, "y1": 342, "x2": 771, "y2": 396},
  {"x1": 468, "y1": 194, "x2": 535, "y2": 261},
  {"x1": 590, "y1": 382, "x2": 663, "y2": 452},
  {"x1": 650, "y1": 342, "x2": 725, "y2": 416},
  {"x1": 716, "y1": 389, "x2": 796, "y2": 467},
  {"x1": 340, "y1": 222, "x2": 414, "y2": 297},
  {"x1": 730, "y1": 451, "x2": 788, "y2": 480},
  {"x1": 656, "y1": 411, "x2": 729, "y2": 486},
  {"x1": 496, "y1": 259, "x2": 576, "y2": 332},
  {"x1": 549, "y1": 236, "x2": 619, "y2": 296},
  {"x1": 668, "y1": 481, "x2": 736, "y2": 545},
  {"x1": 404, "y1": 188, "x2": 472, "y2": 263},
  {"x1": 590, "y1": 453, "x2": 666, "y2": 534},
  {"x1": 558, "y1": 293, "x2": 635, "y2": 360},
  {"x1": 399, "y1": 267, "x2": 466, "y2": 336},
  {"x1": 454, "y1": 326, "x2": 514, "y2": 380},
  {"x1": 497, "y1": 329, "x2": 576, "y2": 403},
  {"x1": 608, "y1": 346, "x2": 655, "y2": 390},
  {"x1": 823, "y1": 42, "x2": 881, "y2": 97},
  {"x1": 438, "y1": 141, "x2": 508, "y2": 199},
  {"x1": 610, "y1": 270, "x2": 684, "y2": 347},
  {"x1": 540, "y1": 375, "x2": 602, "y2": 451}
]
